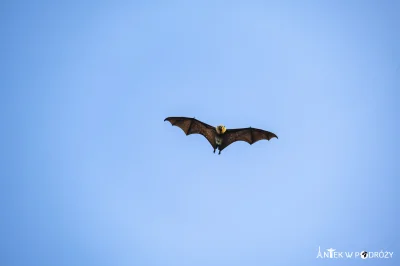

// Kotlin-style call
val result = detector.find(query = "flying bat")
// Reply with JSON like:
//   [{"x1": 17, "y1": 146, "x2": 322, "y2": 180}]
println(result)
[{"x1": 164, "y1": 117, "x2": 278, "y2": 155}]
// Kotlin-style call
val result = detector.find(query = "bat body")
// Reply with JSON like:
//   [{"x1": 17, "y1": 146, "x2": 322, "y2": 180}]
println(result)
[{"x1": 164, "y1": 117, "x2": 278, "y2": 155}]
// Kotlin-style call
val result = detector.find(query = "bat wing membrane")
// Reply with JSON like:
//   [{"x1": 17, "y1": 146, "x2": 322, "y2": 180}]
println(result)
[
  {"x1": 219, "y1": 127, "x2": 278, "y2": 151},
  {"x1": 164, "y1": 117, "x2": 217, "y2": 148}
]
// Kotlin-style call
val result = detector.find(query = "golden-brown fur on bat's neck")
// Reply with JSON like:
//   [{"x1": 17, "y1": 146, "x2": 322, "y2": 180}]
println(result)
[{"x1": 215, "y1": 125, "x2": 226, "y2": 135}]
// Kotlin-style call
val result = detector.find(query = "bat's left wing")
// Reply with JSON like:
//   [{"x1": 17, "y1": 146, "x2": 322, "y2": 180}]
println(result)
[
  {"x1": 164, "y1": 117, "x2": 217, "y2": 148},
  {"x1": 219, "y1": 127, "x2": 278, "y2": 151}
]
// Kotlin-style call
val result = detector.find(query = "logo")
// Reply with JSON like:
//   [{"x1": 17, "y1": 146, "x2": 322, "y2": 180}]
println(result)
[
  {"x1": 316, "y1": 247, "x2": 394, "y2": 259},
  {"x1": 360, "y1": 251, "x2": 368, "y2": 259}
]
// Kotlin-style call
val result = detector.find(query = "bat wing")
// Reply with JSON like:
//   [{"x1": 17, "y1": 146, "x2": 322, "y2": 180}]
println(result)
[
  {"x1": 219, "y1": 127, "x2": 278, "y2": 151},
  {"x1": 164, "y1": 117, "x2": 217, "y2": 148}
]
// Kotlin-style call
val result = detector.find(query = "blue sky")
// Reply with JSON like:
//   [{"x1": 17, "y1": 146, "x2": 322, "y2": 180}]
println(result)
[{"x1": 3, "y1": 1, "x2": 399, "y2": 265}]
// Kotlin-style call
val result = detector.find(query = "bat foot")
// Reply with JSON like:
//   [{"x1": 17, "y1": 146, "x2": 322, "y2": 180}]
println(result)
[
  {"x1": 218, "y1": 151, "x2": 221, "y2": 155},
  {"x1": 213, "y1": 149, "x2": 216, "y2": 153}
]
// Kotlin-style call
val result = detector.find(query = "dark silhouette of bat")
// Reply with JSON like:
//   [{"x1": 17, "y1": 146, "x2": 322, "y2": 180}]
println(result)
[{"x1": 164, "y1": 117, "x2": 278, "y2": 155}]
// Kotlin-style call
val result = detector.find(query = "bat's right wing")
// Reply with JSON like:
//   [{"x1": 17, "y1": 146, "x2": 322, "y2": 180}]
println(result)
[
  {"x1": 219, "y1": 127, "x2": 278, "y2": 151},
  {"x1": 164, "y1": 117, "x2": 217, "y2": 149}
]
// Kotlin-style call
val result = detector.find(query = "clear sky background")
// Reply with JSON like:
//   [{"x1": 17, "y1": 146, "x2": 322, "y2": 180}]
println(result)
[{"x1": 2, "y1": 1, "x2": 399, "y2": 265}]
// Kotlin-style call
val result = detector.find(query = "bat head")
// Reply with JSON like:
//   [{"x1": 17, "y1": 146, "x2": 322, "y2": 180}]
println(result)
[{"x1": 216, "y1": 125, "x2": 226, "y2": 134}]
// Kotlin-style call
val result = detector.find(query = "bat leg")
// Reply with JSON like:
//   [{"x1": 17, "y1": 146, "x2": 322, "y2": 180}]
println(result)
[
  {"x1": 218, "y1": 150, "x2": 221, "y2": 155},
  {"x1": 214, "y1": 145, "x2": 219, "y2": 154}
]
